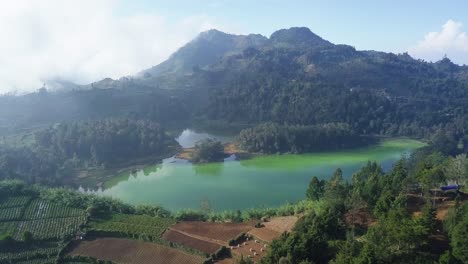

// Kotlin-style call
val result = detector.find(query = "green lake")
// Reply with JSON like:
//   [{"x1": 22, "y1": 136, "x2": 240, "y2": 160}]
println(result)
[{"x1": 85, "y1": 130, "x2": 426, "y2": 211}]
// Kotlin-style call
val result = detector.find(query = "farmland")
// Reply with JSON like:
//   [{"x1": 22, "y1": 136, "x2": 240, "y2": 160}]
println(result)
[
  {"x1": 0, "y1": 241, "x2": 60, "y2": 263},
  {"x1": 162, "y1": 229, "x2": 221, "y2": 254},
  {"x1": 88, "y1": 213, "x2": 175, "y2": 239},
  {"x1": 0, "y1": 195, "x2": 88, "y2": 263},
  {"x1": 170, "y1": 221, "x2": 254, "y2": 244},
  {"x1": 248, "y1": 216, "x2": 299, "y2": 242},
  {"x1": 68, "y1": 237, "x2": 204, "y2": 264},
  {"x1": 0, "y1": 196, "x2": 87, "y2": 240}
]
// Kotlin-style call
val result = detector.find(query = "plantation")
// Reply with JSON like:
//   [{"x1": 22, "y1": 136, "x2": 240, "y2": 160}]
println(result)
[
  {"x1": 88, "y1": 213, "x2": 175, "y2": 239},
  {"x1": 0, "y1": 242, "x2": 60, "y2": 264},
  {"x1": 23, "y1": 199, "x2": 86, "y2": 220},
  {"x1": 0, "y1": 197, "x2": 87, "y2": 240},
  {"x1": 14, "y1": 216, "x2": 87, "y2": 240},
  {"x1": 0, "y1": 196, "x2": 32, "y2": 208}
]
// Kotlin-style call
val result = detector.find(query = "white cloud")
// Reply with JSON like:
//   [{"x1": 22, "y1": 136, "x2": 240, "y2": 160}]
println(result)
[
  {"x1": 408, "y1": 20, "x2": 468, "y2": 65},
  {"x1": 0, "y1": 0, "x2": 232, "y2": 93}
]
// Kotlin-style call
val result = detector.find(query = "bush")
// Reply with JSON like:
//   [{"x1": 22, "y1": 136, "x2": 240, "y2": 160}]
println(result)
[{"x1": 192, "y1": 139, "x2": 225, "y2": 163}]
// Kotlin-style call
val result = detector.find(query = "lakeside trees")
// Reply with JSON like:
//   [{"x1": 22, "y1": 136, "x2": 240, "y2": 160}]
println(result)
[
  {"x1": 0, "y1": 118, "x2": 176, "y2": 185},
  {"x1": 191, "y1": 140, "x2": 225, "y2": 163},
  {"x1": 237, "y1": 122, "x2": 366, "y2": 154}
]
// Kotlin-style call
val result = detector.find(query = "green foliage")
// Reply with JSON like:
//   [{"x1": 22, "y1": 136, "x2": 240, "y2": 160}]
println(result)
[
  {"x1": 306, "y1": 176, "x2": 325, "y2": 201},
  {"x1": 445, "y1": 203, "x2": 468, "y2": 263},
  {"x1": 192, "y1": 139, "x2": 225, "y2": 163},
  {"x1": 351, "y1": 161, "x2": 384, "y2": 208},
  {"x1": 444, "y1": 154, "x2": 468, "y2": 186},
  {"x1": 88, "y1": 213, "x2": 175, "y2": 240},
  {"x1": 237, "y1": 122, "x2": 366, "y2": 154},
  {"x1": 0, "y1": 118, "x2": 177, "y2": 185}
]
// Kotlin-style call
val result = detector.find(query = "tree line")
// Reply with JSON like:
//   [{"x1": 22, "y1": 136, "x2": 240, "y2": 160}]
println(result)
[
  {"x1": 0, "y1": 118, "x2": 177, "y2": 185},
  {"x1": 237, "y1": 122, "x2": 368, "y2": 154}
]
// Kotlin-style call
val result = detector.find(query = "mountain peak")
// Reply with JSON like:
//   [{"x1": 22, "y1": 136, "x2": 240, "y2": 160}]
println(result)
[{"x1": 270, "y1": 27, "x2": 332, "y2": 47}]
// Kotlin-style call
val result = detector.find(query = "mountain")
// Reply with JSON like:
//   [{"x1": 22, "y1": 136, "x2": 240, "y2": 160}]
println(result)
[
  {"x1": 140, "y1": 29, "x2": 268, "y2": 78},
  {"x1": 0, "y1": 27, "x2": 467, "y2": 140},
  {"x1": 270, "y1": 27, "x2": 333, "y2": 47}
]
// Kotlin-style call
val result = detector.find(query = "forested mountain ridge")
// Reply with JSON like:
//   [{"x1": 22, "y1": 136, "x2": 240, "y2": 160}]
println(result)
[{"x1": 1, "y1": 27, "x2": 468, "y2": 141}]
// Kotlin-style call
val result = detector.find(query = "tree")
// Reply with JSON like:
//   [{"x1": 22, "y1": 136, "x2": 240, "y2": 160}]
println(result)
[
  {"x1": 450, "y1": 214, "x2": 468, "y2": 263},
  {"x1": 445, "y1": 154, "x2": 468, "y2": 185},
  {"x1": 306, "y1": 176, "x2": 325, "y2": 200},
  {"x1": 192, "y1": 139, "x2": 225, "y2": 163}
]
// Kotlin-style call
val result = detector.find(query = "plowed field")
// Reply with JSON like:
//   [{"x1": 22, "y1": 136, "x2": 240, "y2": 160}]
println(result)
[{"x1": 68, "y1": 238, "x2": 203, "y2": 264}]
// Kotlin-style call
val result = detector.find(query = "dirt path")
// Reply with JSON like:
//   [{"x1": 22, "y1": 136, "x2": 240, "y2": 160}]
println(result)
[{"x1": 168, "y1": 227, "x2": 228, "y2": 246}]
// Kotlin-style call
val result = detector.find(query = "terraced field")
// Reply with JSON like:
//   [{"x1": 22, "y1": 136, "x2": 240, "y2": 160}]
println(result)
[
  {"x1": 162, "y1": 229, "x2": 221, "y2": 254},
  {"x1": 68, "y1": 237, "x2": 203, "y2": 264}
]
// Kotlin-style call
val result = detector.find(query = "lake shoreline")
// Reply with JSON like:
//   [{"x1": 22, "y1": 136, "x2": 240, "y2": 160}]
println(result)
[{"x1": 83, "y1": 137, "x2": 426, "y2": 211}]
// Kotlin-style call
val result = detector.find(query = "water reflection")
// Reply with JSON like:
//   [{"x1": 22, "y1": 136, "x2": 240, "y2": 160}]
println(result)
[{"x1": 193, "y1": 162, "x2": 225, "y2": 176}]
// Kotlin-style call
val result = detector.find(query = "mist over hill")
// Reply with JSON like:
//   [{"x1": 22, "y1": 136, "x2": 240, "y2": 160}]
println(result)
[{"x1": 0, "y1": 27, "x2": 467, "y2": 140}]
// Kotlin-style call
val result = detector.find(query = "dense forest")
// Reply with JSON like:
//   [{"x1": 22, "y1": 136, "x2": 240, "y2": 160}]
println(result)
[
  {"x1": 237, "y1": 122, "x2": 367, "y2": 154},
  {"x1": 0, "y1": 118, "x2": 176, "y2": 185}
]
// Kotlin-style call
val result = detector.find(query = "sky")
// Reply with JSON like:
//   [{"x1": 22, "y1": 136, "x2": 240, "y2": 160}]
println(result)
[{"x1": 1, "y1": 0, "x2": 468, "y2": 93}]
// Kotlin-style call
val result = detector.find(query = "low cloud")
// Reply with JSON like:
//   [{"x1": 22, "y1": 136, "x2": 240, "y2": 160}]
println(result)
[
  {"x1": 408, "y1": 20, "x2": 468, "y2": 65},
  {"x1": 0, "y1": 0, "x2": 231, "y2": 93}
]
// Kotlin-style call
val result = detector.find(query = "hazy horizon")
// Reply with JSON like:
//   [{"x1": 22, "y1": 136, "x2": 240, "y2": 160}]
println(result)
[{"x1": 1, "y1": 0, "x2": 468, "y2": 93}]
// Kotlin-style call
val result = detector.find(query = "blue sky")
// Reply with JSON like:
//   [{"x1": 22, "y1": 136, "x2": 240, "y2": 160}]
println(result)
[
  {"x1": 1, "y1": 0, "x2": 467, "y2": 93},
  {"x1": 117, "y1": 0, "x2": 468, "y2": 52}
]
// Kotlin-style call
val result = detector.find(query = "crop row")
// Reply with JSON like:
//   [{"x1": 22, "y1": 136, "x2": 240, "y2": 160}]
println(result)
[
  {"x1": 23, "y1": 199, "x2": 86, "y2": 220},
  {"x1": 12, "y1": 258, "x2": 56, "y2": 264},
  {"x1": 0, "y1": 196, "x2": 32, "y2": 209},
  {"x1": 89, "y1": 214, "x2": 175, "y2": 238},
  {"x1": 0, "y1": 221, "x2": 19, "y2": 236},
  {"x1": 0, "y1": 206, "x2": 24, "y2": 221},
  {"x1": 14, "y1": 216, "x2": 87, "y2": 240},
  {"x1": 0, "y1": 246, "x2": 59, "y2": 262}
]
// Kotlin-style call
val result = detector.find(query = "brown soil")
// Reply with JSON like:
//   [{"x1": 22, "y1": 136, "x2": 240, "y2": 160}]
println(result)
[
  {"x1": 68, "y1": 238, "x2": 203, "y2": 264},
  {"x1": 175, "y1": 143, "x2": 247, "y2": 160},
  {"x1": 162, "y1": 229, "x2": 221, "y2": 254},
  {"x1": 263, "y1": 216, "x2": 298, "y2": 233},
  {"x1": 170, "y1": 221, "x2": 254, "y2": 244},
  {"x1": 248, "y1": 216, "x2": 298, "y2": 242},
  {"x1": 229, "y1": 235, "x2": 269, "y2": 263},
  {"x1": 176, "y1": 147, "x2": 195, "y2": 160},
  {"x1": 407, "y1": 193, "x2": 467, "y2": 221},
  {"x1": 248, "y1": 227, "x2": 281, "y2": 242}
]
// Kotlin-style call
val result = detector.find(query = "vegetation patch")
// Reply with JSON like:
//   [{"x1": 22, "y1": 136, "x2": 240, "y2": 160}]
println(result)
[{"x1": 88, "y1": 213, "x2": 175, "y2": 240}]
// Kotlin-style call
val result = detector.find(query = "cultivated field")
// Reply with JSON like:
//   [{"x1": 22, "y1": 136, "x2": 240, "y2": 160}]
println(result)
[
  {"x1": 68, "y1": 237, "x2": 204, "y2": 264},
  {"x1": 162, "y1": 229, "x2": 221, "y2": 254},
  {"x1": 0, "y1": 241, "x2": 60, "y2": 263},
  {"x1": 89, "y1": 213, "x2": 175, "y2": 238},
  {"x1": 230, "y1": 236, "x2": 269, "y2": 262},
  {"x1": 248, "y1": 216, "x2": 298, "y2": 242},
  {"x1": 170, "y1": 221, "x2": 253, "y2": 244},
  {"x1": 0, "y1": 196, "x2": 87, "y2": 240}
]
